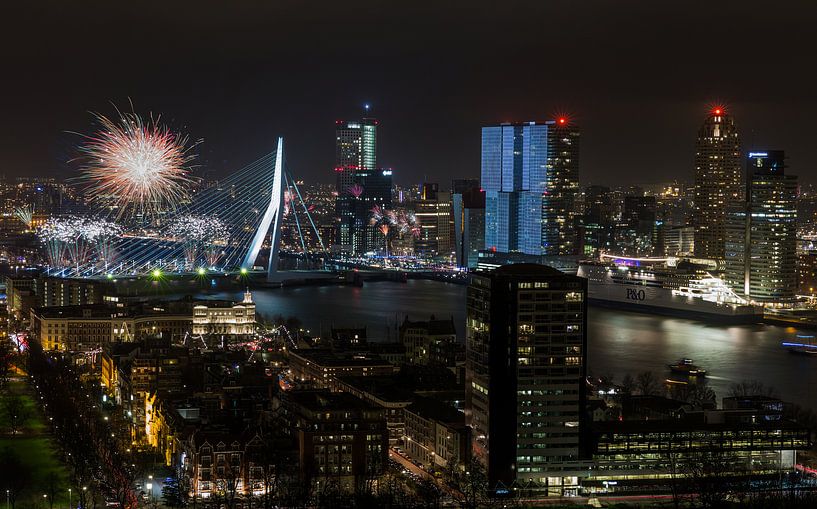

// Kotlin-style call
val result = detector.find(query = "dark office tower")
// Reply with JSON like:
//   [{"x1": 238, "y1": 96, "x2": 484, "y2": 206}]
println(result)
[
  {"x1": 621, "y1": 195, "x2": 658, "y2": 255},
  {"x1": 353, "y1": 168, "x2": 393, "y2": 255},
  {"x1": 693, "y1": 107, "x2": 742, "y2": 259},
  {"x1": 335, "y1": 118, "x2": 378, "y2": 253},
  {"x1": 481, "y1": 119, "x2": 579, "y2": 256},
  {"x1": 578, "y1": 185, "x2": 614, "y2": 256},
  {"x1": 452, "y1": 180, "x2": 485, "y2": 269},
  {"x1": 466, "y1": 264, "x2": 588, "y2": 495},
  {"x1": 725, "y1": 151, "x2": 798, "y2": 304}
]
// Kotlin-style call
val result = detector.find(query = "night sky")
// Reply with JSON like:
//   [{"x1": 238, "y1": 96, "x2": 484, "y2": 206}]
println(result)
[{"x1": 3, "y1": 1, "x2": 817, "y2": 186}]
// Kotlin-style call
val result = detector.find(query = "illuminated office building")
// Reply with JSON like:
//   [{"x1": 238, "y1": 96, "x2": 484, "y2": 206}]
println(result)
[
  {"x1": 693, "y1": 107, "x2": 742, "y2": 259},
  {"x1": 481, "y1": 120, "x2": 579, "y2": 257},
  {"x1": 335, "y1": 118, "x2": 378, "y2": 253},
  {"x1": 466, "y1": 264, "x2": 589, "y2": 495},
  {"x1": 725, "y1": 151, "x2": 798, "y2": 305}
]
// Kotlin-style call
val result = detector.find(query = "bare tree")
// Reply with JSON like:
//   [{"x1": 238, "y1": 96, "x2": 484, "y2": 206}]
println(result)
[
  {"x1": 2, "y1": 448, "x2": 32, "y2": 509},
  {"x1": 636, "y1": 371, "x2": 662, "y2": 396},
  {"x1": 681, "y1": 447, "x2": 741, "y2": 509},
  {"x1": 3, "y1": 394, "x2": 31, "y2": 434},
  {"x1": 729, "y1": 380, "x2": 778, "y2": 399}
]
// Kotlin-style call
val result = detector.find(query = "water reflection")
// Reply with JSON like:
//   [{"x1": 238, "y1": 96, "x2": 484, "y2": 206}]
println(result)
[{"x1": 201, "y1": 281, "x2": 816, "y2": 411}]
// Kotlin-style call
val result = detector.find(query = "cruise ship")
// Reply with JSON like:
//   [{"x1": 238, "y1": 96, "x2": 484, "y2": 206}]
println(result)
[{"x1": 577, "y1": 255, "x2": 763, "y2": 323}]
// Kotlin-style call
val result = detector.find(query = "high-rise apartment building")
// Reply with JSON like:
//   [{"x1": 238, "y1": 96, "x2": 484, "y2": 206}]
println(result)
[
  {"x1": 481, "y1": 120, "x2": 579, "y2": 257},
  {"x1": 693, "y1": 107, "x2": 742, "y2": 259},
  {"x1": 725, "y1": 151, "x2": 798, "y2": 305},
  {"x1": 465, "y1": 264, "x2": 589, "y2": 495},
  {"x1": 335, "y1": 118, "x2": 378, "y2": 253}
]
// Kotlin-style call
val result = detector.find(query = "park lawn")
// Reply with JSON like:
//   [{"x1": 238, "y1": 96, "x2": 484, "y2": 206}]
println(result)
[{"x1": 1, "y1": 378, "x2": 70, "y2": 508}]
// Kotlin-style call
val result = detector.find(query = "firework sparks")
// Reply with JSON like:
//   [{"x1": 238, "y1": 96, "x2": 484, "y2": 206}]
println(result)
[
  {"x1": 14, "y1": 205, "x2": 34, "y2": 229},
  {"x1": 37, "y1": 216, "x2": 94, "y2": 267},
  {"x1": 347, "y1": 184, "x2": 364, "y2": 198},
  {"x1": 83, "y1": 219, "x2": 123, "y2": 269},
  {"x1": 77, "y1": 110, "x2": 197, "y2": 219},
  {"x1": 169, "y1": 215, "x2": 229, "y2": 268}
]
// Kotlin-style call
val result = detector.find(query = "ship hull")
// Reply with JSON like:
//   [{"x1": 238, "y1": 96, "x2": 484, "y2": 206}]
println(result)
[{"x1": 586, "y1": 292, "x2": 763, "y2": 324}]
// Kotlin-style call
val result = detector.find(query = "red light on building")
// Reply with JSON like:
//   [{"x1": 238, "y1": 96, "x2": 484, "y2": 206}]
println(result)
[
  {"x1": 557, "y1": 117, "x2": 567, "y2": 125},
  {"x1": 713, "y1": 108, "x2": 722, "y2": 115}
]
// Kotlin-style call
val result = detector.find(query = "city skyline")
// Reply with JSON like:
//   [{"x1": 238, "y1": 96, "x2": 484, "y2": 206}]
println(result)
[{"x1": 3, "y1": 2, "x2": 817, "y2": 186}]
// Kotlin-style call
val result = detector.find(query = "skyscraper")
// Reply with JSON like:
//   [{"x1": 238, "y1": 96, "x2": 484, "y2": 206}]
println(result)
[
  {"x1": 481, "y1": 120, "x2": 579, "y2": 257},
  {"x1": 335, "y1": 118, "x2": 378, "y2": 253},
  {"x1": 693, "y1": 107, "x2": 742, "y2": 259},
  {"x1": 465, "y1": 264, "x2": 588, "y2": 495},
  {"x1": 353, "y1": 168, "x2": 393, "y2": 255},
  {"x1": 725, "y1": 151, "x2": 798, "y2": 305}
]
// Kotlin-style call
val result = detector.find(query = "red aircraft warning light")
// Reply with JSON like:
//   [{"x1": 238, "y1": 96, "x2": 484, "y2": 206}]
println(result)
[
  {"x1": 713, "y1": 107, "x2": 723, "y2": 115},
  {"x1": 557, "y1": 117, "x2": 567, "y2": 125}
]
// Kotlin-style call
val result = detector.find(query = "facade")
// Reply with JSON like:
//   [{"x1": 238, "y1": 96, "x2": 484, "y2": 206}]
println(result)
[
  {"x1": 403, "y1": 395, "x2": 471, "y2": 470},
  {"x1": 481, "y1": 121, "x2": 579, "y2": 257},
  {"x1": 452, "y1": 185, "x2": 485, "y2": 269},
  {"x1": 578, "y1": 185, "x2": 614, "y2": 257},
  {"x1": 192, "y1": 290, "x2": 256, "y2": 336},
  {"x1": 30, "y1": 303, "x2": 190, "y2": 352},
  {"x1": 693, "y1": 108, "x2": 742, "y2": 260},
  {"x1": 465, "y1": 264, "x2": 589, "y2": 494},
  {"x1": 280, "y1": 389, "x2": 388, "y2": 489},
  {"x1": 352, "y1": 168, "x2": 393, "y2": 255},
  {"x1": 663, "y1": 226, "x2": 695, "y2": 256},
  {"x1": 724, "y1": 151, "x2": 798, "y2": 305},
  {"x1": 398, "y1": 315, "x2": 458, "y2": 366},
  {"x1": 288, "y1": 349, "x2": 396, "y2": 388},
  {"x1": 335, "y1": 118, "x2": 378, "y2": 253},
  {"x1": 586, "y1": 410, "x2": 811, "y2": 494},
  {"x1": 414, "y1": 183, "x2": 453, "y2": 257},
  {"x1": 799, "y1": 249, "x2": 817, "y2": 298}
]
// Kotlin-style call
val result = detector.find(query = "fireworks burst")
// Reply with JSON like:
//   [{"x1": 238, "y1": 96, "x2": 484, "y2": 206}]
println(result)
[
  {"x1": 37, "y1": 216, "x2": 93, "y2": 267},
  {"x1": 83, "y1": 219, "x2": 123, "y2": 269},
  {"x1": 169, "y1": 215, "x2": 229, "y2": 268},
  {"x1": 347, "y1": 184, "x2": 364, "y2": 198},
  {"x1": 370, "y1": 207, "x2": 420, "y2": 239},
  {"x1": 14, "y1": 205, "x2": 34, "y2": 229},
  {"x1": 77, "y1": 110, "x2": 198, "y2": 219}
]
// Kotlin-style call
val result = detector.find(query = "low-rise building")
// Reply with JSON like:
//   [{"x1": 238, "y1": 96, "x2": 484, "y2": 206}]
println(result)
[
  {"x1": 399, "y1": 315, "x2": 458, "y2": 366},
  {"x1": 279, "y1": 389, "x2": 388, "y2": 490},
  {"x1": 584, "y1": 409, "x2": 812, "y2": 494},
  {"x1": 288, "y1": 349, "x2": 396, "y2": 388},
  {"x1": 192, "y1": 290, "x2": 255, "y2": 337},
  {"x1": 403, "y1": 395, "x2": 470, "y2": 470}
]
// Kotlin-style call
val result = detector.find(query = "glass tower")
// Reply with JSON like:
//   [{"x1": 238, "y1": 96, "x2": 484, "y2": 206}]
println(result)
[
  {"x1": 481, "y1": 121, "x2": 579, "y2": 256},
  {"x1": 335, "y1": 118, "x2": 378, "y2": 253},
  {"x1": 724, "y1": 151, "x2": 798, "y2": 305}
]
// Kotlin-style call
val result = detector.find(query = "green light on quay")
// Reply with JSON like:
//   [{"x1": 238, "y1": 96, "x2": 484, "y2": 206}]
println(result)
[
  {"x1": 197, "y1": 267, "x2": 206, "y2": 275},
  {"x1": 240, "y1": 267, "x2": 248, "y2": 275},
  {"x1": 152, "y1": 269, "x2": 162, "y2": 278}
]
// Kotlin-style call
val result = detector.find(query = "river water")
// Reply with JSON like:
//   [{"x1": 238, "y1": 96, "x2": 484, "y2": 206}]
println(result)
[{"x1": 203, "y1": 280, "x2": 817, "y2": 411}]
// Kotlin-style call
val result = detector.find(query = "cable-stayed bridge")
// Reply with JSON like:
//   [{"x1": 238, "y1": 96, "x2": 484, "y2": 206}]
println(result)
[{"x1": 43, "y1": 138, "x2": 324, "y2": 280}]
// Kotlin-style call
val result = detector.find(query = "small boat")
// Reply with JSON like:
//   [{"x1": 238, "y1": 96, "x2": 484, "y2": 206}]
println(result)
[
  {"x1": 667, "y1": 358, "x2": 707, "y2": 377},
  {"x1": 782, "y1": 335, "x2": 817, "y2": 356}
]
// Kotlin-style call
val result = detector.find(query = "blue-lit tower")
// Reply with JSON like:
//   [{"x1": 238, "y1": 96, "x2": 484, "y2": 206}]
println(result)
[{"x1": 481, "y1": 119, "x2": 579, "y2": 256}]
